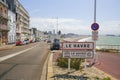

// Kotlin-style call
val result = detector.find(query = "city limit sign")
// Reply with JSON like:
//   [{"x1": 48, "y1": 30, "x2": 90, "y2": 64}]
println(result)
[
  {"x1": 62, "y1": 50, "x2": 94, "y2": 58},
  {"x1": 62, "y1": 42, "x2": 94, "y2": 50},
  {"x1": 62, "y1": 42, "x2": 94, "y2": 59}
]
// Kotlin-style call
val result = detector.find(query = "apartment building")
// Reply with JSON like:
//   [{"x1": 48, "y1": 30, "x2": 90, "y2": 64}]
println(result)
[
  {"x1": 8, "y1": 10, "x2": 16, "y2": 44},
  {"x1": 0, "y1": 0, "x2": 9, "y2": 45},
  {"x1": 6, "y1": 0, "x2": 30, "y2": 41},
  {"x1": 6, "y1": 0, "x2": 16, "y2": 44},
  {"x1": 16, "y1": 1, "x2": 30, "y2": 41},
  {"x1": 29, "y1": 28, "x2": 37, "y2": 42}
]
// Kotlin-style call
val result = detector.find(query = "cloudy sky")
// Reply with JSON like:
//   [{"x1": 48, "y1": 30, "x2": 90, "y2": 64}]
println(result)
[{"x1": 19, "y1": 0, "x2": 120, "y2": 35}]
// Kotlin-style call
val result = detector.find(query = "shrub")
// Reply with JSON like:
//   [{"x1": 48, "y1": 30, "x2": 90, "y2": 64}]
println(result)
[
  {"x1": 57, "y1": 57, "x2": 85, "y2": 70},
  {"x1": 103, "y1": 77, "x2": 111, "y2": 80}
]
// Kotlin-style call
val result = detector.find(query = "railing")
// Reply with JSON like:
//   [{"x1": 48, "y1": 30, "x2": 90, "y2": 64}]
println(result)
[
  {"x1": 0, "y1": 12, "x2": 8, "y2": 19},
  {"x1": 0, "y1": 0, "x2": 8, "y2": 7},
  {"x1": 16, "y1": 28, "x2": 21, "y2": 33},
  {"x1": 0, "y1": 24, "x2": 9, "y2": 31}
]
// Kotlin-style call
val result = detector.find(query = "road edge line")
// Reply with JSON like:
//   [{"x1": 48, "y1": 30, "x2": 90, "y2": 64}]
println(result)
[
  {"x1": 47, "y1": 52, "x2": 54, "y2": 80},
  {"x1": 40, "y1": 51, "x2": 51, "y2": 80}
]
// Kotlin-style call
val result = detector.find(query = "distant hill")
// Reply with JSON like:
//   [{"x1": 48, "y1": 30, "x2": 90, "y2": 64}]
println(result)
[
  {"x1": 66, "y1": 33, "x2": 79, "y2": 37},
  {"x1": 106, "y1": 34, "x2": 116, "y2": 36}
]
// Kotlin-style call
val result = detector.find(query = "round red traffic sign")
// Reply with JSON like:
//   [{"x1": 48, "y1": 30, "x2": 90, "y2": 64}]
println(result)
[{"x1": 91, "y1": 23, "x2": 99, "y2": 31}]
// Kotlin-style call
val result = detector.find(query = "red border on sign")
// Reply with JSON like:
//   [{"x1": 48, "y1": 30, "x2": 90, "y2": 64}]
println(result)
[{"x1": 62, "y1": 42, "x2": 94, "y2": 50}]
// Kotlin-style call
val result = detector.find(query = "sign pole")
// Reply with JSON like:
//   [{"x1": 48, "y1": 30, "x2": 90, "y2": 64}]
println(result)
[
  {"x1": 94, "y1": 0, "x2": 96, "y2": 23},
  {"x1": 84, "y1": 59, "x2": 87, "y2": 72},
  {"x1": 68, "y1": 58, "x2": 71, "y2": 73},
  {"x1": 93, "y1": 0, "x2": 97, "y2": 63},
  {"x1": 93, "y1": 40, "x2": 96, "y2": 62}
]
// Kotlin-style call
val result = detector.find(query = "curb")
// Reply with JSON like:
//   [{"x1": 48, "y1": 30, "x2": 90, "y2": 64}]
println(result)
[
  {"x1": 40, "y1": 51, "x2": 50, "y2": 80},
  {"x1": 47, "y1": 52, "x2": 117, "y2": 80},
  {"x1": 47, "y1": 53, "x2": 54, "y2": 80}
]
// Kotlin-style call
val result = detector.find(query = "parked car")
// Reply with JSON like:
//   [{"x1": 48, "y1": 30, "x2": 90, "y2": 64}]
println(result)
[
  {"x1": 16, "y1": 40, "x2": 23, "y2": 46},
  {"x1": 50, "y1": 39, "x2": 60, "y2": 50},
  {"x1": 24, "y1": 39, "x2": 29, "y2": 44}
]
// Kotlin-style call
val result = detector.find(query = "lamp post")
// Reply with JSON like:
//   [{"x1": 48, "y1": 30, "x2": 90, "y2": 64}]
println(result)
[{"x1": 56, "y1": 17, "x2": 59, "y2": 39}]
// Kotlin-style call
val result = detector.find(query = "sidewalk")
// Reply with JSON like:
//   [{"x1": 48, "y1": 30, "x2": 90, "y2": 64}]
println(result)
[
  {"x1": 47, "y1": 51, "x2": 117, "y2": 80},
  {"x1": 0, "y1": 44, "x2": 15, "y2": 51}
]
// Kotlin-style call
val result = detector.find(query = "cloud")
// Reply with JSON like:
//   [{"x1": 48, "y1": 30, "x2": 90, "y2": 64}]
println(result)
[
  {"x1": 99, "y1": 20, "x2": 120, "y2": 35},
  {"x1": 30, "y1": 17, "x2": 120, "y2": 35}
]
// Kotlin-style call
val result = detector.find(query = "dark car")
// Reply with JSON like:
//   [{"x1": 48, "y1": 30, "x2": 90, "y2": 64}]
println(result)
[{"x1": 50, "y1": 39, "x2": 60, "y2": 50}]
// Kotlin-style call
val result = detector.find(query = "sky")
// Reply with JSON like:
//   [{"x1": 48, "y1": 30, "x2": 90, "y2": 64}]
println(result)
[{"x1": 19, "y1": 0, "x2": 120, "y2": 35}]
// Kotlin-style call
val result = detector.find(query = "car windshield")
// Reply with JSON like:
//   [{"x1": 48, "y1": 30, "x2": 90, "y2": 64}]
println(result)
[{"x1": 54, "y1": 39, "x2": 59, "y2": 42}]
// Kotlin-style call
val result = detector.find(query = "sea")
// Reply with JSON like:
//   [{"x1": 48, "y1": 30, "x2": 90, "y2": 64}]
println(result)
[{"x1": 78, "y1": 36, "x2": 120, "y2": 50}]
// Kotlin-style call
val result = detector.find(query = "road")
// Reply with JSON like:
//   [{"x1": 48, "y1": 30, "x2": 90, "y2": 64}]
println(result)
[
  {"x1": 0, "y1": 42, "x2": 49, "y2": 80},
  {"x1": 95, "y1": 52, "x2": 120, "y2": 79}
]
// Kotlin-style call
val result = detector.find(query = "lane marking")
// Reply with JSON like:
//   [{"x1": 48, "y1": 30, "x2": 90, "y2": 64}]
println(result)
[{"x1": 0, "y1": 46, "x2": 37, "y2": 62}]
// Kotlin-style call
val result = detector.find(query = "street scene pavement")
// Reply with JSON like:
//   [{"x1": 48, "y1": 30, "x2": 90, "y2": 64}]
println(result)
[
  {"x1": 47, "y1": 51, "x2": 119, "y2": 80},
  {"x1": 1, "y1": 0, "x2": 120, "y2": 80},
  {"x1": 0, "y1": 42, "x2": 49, "y2": 80},
  {"x1": 95, "y1": 52, "x2": 120, "y2": 79},
  {"x1": 0, "y1": 39, "x2": 120, "y2": 80}
]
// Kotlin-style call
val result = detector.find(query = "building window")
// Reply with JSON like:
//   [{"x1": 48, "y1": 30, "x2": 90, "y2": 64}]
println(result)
[
  {"x1": 0, "y1": 8, "x2": 2, "y2": 12},
  {"x1": 4, "y1": 10, "x2": 6, "y2": 14}
]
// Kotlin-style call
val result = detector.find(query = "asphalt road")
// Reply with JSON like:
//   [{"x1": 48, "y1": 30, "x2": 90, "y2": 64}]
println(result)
[
  {"x1": 0, "y1": 42, "x2": 49, "y2": 80},
  {"x1": 95, "y1": 52, "x2": 120, "y2": 79}
]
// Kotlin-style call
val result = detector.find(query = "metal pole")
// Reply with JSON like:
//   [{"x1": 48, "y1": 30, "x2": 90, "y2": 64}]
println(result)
[
  {"x1": 84, "y1": 59, "x2": 87, "y2": 72},
  {"x1": 68, "y1": 58, "x2": 71, "y2": 73},
  {"x1": 94, "y1": 0, "x2": 97, "y2": 62},
  {"x1": 94, "y1": 41, "x2": 96, "y2": 62},
  {"x1": 0, "y1": 32, "x2": 2, "y2": 46},
  {"x1": 94, "y1": 0, "x2": 96, "y2": 23},
  {"x1": 56, "y1": 17, "x2": 58, "y2": 39}
]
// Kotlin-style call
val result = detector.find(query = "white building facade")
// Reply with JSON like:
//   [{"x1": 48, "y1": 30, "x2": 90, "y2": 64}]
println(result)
[{"x1": 8, "y1": 10, "x2": 16, "y2": 44}]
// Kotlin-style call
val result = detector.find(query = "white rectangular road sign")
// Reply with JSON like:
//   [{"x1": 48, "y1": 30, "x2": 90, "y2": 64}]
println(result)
[
  {"x1": 62, "y1": 50, "x2": 94, "y2": 58},
  {"x1": 92, "y1": 31, "x2": 98, "y2": 41},
  {"x1": 62, "y1": 42, "x2": 94, "y2": 50}
]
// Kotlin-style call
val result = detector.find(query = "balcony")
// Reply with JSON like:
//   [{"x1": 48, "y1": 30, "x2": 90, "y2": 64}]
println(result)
[
  {"x1": 16, "y1": 29, "x2": 21, "y2": 33},
  {"x1": 16, "y1": 27, "x2": 21, "y2": 34},
  {"x1": 0, "y1": 0, "x2": 8, "y2": 7},
  {"x1": 21, "y1": 29, "x2": 28, "y2": 34},
  {"x1": 0, "y1": 24, "x2": 9, "y2": 31},
  {"x1": 0, "y1": 12, "x2": 9, "y2": 20}
]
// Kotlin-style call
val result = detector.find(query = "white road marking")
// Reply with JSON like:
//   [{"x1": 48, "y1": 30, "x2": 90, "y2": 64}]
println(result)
[{"x1": 0, "y1": 46, "x2": 37, "y2": 62}]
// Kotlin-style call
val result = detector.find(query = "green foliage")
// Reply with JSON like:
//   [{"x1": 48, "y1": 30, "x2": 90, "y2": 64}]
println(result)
[
  {"x1": 93, "y1": 76, "x2": 111, "y2": 80},
  {"x1": 57, "y1": 58, "x2": 68, "y2": 68},
  {"x1": 103, "y1": 77, "x2": 111, "y2": 80},
  {"x1": 57, "y1": 57, "x2": 84, "y2": 70},
  {"x1": 94, "y1": 76, "x2": 100, "y2": 80}
]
